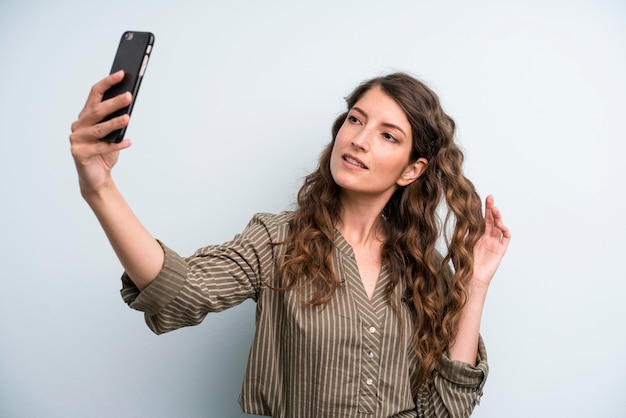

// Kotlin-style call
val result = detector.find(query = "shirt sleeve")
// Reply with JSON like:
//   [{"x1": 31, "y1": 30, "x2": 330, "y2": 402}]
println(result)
[
  {"x1": 415, "y1": 335, "x2": 488, "y2": 418},
  {"x1": 119, "y1": 213, "x2": 281, "y2": 335}
]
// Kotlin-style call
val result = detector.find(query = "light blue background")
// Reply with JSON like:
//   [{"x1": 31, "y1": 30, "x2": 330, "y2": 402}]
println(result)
[{"x1": 1, "y1": 0, "x2": 624, "y2": 417}]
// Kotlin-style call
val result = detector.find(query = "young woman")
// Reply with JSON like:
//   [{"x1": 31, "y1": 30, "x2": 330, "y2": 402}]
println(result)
[{"x1": 70, "y1": 71, "x2": 510, "y2": 417}]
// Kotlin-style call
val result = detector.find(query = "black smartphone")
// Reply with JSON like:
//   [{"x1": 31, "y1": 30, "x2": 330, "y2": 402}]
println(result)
[{"x1": 100, "y1": 31, "x2": 155, "y2": 143}]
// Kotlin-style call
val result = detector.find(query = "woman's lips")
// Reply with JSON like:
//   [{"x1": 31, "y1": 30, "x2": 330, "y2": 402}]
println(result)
[{"x1": 343, "y1": 154, "x2": 368, "y2": 169}]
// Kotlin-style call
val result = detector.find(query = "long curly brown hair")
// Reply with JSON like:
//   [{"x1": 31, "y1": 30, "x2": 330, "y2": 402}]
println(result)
[{"x1": 276, "y1": 72, "x2": 485, "y2": 387}]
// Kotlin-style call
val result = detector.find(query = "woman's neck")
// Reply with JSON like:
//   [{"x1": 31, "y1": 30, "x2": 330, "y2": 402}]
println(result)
[{"x1": 336, "y1": 193, "x2": 387, "y2": 249}]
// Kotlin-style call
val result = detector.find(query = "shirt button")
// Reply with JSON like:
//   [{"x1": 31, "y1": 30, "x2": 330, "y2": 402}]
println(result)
[
  {"x1": 369, "y1": 326, "x2": 376, "y2": 333},
  {"x1": 366, "y1": 378, "x2": 373, "y2": 385},
  {"x1": 367, "y1": 351, "x2": 374, "y2": 358}
]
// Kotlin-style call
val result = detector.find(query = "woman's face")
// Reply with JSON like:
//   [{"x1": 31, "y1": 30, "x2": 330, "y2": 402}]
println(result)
[{"x1": 330, "y1": 86, "x2": 427, "y2": 202}]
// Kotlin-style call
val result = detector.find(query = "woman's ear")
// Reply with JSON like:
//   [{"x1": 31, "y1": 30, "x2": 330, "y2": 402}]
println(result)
[{"x1": 397, "y1": 157, "x2": 428, "y2": 187}]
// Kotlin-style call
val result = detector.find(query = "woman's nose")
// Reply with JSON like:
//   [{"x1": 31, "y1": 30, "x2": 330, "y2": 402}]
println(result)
[{"x1": 350, "y1": 129, "x2": 371, "y2": 151}]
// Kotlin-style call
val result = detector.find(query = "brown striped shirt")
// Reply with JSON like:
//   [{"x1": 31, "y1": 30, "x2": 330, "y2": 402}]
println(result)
[{"x1": 121, "y1": 211, "x2": 488, "y2": 417}]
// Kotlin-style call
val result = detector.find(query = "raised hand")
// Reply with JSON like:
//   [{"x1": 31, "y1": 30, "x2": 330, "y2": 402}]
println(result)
[
  {"x1": 471, "y1": 195, "x2": 511, "y2": 287},
  {"x1": 449, "y1": 195, "x2": 510, "y2": 364},
  {"x1": 69, "y1": 71, "x2": 132, "y2": 196}
]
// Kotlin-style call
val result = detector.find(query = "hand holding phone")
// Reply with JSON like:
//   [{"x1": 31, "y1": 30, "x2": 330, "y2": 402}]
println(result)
[{"x1": 100, "y1": 31, "x2": 154, "y2": 143}]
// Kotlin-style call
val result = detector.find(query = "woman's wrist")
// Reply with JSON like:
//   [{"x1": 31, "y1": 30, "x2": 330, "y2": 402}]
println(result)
[
  {"x1": 80, "y1": 176, "x2": 116, "y2": 202},
  {"x1": 467, "y1": 276, "x2": 491, "y2": 293}
]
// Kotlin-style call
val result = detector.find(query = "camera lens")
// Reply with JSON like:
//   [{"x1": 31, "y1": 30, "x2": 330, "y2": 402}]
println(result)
[{"x1": 124, "y1": 32, "x2": 133, "y2": 40}]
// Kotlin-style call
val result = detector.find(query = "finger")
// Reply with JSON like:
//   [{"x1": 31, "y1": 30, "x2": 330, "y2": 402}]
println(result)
[
  {"x1": 490, "y1": 205, "x2": 507, "y2": 230},
  {"x1": 485, "y1": 194, "x2": 495, "y2": 209},
  {"x1": 72, "y1": 92, "x2": 132, "y2": 133},
  {"x1": 71, "y1": 138, "x2": 132, "y2": 162},
  {"x1": 496, "y1": 217, "x2": 511, "y2": 239},
  {"x1": 484, "y1": 195, "x2": 495, "y2": 226},
  {"x1": 70, "y1": 113, "x2": 130, "y2": 144},
  {"x1": 489, "y1": 205, "x2": 511, "y2": 245},
  {"x1": 82, "y1": 70, "x2": 126, "y2": 110},
  {"x1": 499, "y1": 224, "x2": 512, "y2": 246}
]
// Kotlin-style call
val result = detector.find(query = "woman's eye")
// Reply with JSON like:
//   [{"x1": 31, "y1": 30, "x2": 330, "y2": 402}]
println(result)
[
  {"x1": 348, "y1": 115, "x2": 360, "y2": 124},
  {"x1": 382, "y1": 133, "x2": 398, "y2": 143}
]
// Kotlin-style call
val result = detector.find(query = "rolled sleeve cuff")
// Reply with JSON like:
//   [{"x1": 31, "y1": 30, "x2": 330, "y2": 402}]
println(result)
[
  {"x1": 438, "y1": 335, "x2": 489, "y2": 390},
  {"x1": 120, "y1": 241, "x2": 188, "y2": 316}
]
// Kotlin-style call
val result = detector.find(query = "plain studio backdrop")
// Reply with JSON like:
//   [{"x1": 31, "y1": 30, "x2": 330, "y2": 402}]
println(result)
[{"x1": 0, "y1": 0, "x2": 624, "y2": 417}]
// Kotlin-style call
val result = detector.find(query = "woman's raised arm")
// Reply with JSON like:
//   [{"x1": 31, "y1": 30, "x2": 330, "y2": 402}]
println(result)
[
  {"x1": 449, "y1": 195, "x2": 511, "y2": 364},
  {"x1": 70, "y1": 71, "x2": 164, "y2": 290}
]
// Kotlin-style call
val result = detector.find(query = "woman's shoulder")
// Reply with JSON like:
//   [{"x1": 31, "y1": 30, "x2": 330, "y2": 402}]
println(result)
[
  {"x1": 249, "y1": 210, "x2": 294, "y2": 227},
  {"x1": 251, "y1": 210, "x2": 294, "y2": 223},
  {"x1": 244, "y1": 211, "x2": 294, "y2": 241}
]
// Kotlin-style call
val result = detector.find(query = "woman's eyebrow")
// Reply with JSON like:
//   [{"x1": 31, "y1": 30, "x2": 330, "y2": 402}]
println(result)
[{"x1": 352, "y1": 106, "x2": 407, "y2": 137}]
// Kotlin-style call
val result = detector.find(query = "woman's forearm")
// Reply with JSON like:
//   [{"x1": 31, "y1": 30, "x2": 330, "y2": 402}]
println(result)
[
  {"x1": 448, "y1": 281, "x2": 489, "y2": 366},
  {"x1": 84, "y1": 181, "x2": 164, "y2": 291}
]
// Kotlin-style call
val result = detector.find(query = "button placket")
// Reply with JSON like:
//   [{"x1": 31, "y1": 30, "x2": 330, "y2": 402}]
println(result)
[
  {"x1": 358, "y1": 320, "x2": 382, "y2": 413},
  {"x1": 337, "y1": 242, "x2": 390, "y2": 415}
]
